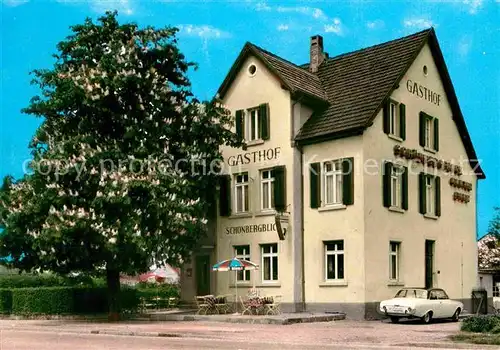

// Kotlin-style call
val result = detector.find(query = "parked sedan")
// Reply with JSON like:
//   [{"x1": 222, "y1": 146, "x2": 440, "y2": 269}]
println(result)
[{"x1": 379, "y1": 287, "x2": 463, "y2": 324}]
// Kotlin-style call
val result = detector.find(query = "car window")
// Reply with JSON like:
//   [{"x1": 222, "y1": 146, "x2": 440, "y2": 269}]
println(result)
[
  {"x1": 395, "y1": 289, "x2": 407, "y2": 298},
  {"x1": 395, "y1": 289, "x2": 427, "y2": 298},
  {"x1": 435, "y1": 290, "x2": 448, "y2": 299}
]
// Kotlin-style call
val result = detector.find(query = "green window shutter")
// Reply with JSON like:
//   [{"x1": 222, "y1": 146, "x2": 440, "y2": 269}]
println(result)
[
  {"x1": 399, "y1": 103, "x2": 406, "y2": 140},
  {"x1": 273, "y1": 166, "x2": 286, "y2": 212},
  {"x1": 259, "y1": 103, "x2": 270, "y2": 140},
  {"x1": 419, "y1": 172, "x2": 426, "y2": 215},
  {"x1": 383, "y1": 101, "x2": 390, "y2": 134},
  {"x1": 342, "y1": 157, "x2": 354, "y2": 205},
  {"x1": 434, "y1": 118, "x2": 439, "y2": 152},
  {"x1": 219, "y1": 175, "x2": 231, "y2": 217},
  {"x1": 402, "y1": 166, "x2": 408, "y2": 210},
  {"x1": 419, "y1": 112, "x2": 426, "y2": 147},
  {"x1": 235, "y1": 110, "x2": 244, "y2": 140},
  {"x1": 435, "y1": 176, "x2": 441, "y2": 217},
  {"x1": 310, "y1": 163, "x2": 321, "y2": 209},
  {"x1": 383, "y1": 161, "x2": 393, "y2": 208}
]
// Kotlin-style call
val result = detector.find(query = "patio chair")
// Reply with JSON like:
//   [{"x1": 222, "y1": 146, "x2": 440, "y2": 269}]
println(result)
[
  {"x1": 265, "y1": 295, "x2": 282, "y2": 315},
  {"x1": 195, "y1": 296, "x2": 210, "y2": 315},
  {"x1": 240, "y1": 296, "x2": 253, "y2": 315},
  {"x1": 214, "y1": 295, "x2": 231, "y2": 314}
]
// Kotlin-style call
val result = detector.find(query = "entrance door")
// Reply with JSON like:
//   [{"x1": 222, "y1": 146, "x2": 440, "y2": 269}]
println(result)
[
  {"x1": 425, "y1": 240, "x2": 435, "y2": 289},
  {"x1": 195, "y1": 255, "x2": 211, "y2": 296}
]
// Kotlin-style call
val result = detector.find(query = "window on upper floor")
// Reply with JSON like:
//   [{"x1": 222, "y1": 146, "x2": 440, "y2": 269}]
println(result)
[
  {"x1": 260, "y1": 169, "x2": 275, "y2": 211},
  {"x1": 235, "y1": 104, "x2": 270, "y2": 143},
  {"x1": 419, "y1": 112, "x2": 439, "y2": 152},
  {"x1": 309, "y1": 158, "x2": 354, "y2": 209},
  {"x1": 383, "y1": 162, "x2": 408, "y2": 211},
  {"x1": 419, "y1": 173, "x2": 441, "y2": 218},
  {"x1": 383, "y1": 100, "x2": 406, "y2": 140},
  {"x1": 234, "y1": 173, "x2": 249, "y2": 214}
]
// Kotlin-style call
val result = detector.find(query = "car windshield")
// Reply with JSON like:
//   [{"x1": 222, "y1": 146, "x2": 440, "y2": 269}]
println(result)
[{"x1": 395, "y1": 289, "x2": 428, "y2": 299}]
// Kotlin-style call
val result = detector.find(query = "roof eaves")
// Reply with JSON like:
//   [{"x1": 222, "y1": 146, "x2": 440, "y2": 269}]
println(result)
[{"x1": 217, "y1": 42, "x2": 295, "y2": 99}]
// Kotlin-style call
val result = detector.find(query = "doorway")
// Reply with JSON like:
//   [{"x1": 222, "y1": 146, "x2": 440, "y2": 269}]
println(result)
[
  {"x1": 195, "y1": 255, "x2": 211, "y2": 296},
  {"x1": 425, "y1": 240, "x2": 435, "y2": 289}
]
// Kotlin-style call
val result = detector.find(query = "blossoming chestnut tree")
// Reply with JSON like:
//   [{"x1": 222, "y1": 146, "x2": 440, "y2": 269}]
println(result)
[{"x1": 0, "y1": 12, "x2": 241, "y2": 319}]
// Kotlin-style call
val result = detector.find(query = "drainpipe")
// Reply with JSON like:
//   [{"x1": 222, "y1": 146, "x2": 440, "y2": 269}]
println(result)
[{"x1": 291, "y1": 95, "x2": 305, "y2": 311}]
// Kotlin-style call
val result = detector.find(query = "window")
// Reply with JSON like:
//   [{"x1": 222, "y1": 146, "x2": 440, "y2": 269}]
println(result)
[
  {"x1": 419, "y1": 173, "x2": 441, "y2": 217},
  {"x1": 389, "y1": 242, "x2": 400, "y2": 281},
  {"x1": 419, "y1": 112, "x2": 439, "y2": 151},
  {"x1": 425, "y1": 117, "x2": 433, "y2": 149},
  {"x1": 261, "y1": 170, "x2": 275, "y2": 210},
  {"x1": 248, "y1": 108, "x2": 260, "y2": 141},
  {"x1": 324, "y1": 240, "x2": 345, "y2": 280},
  {"x1": 261, "y1": 244, "x2": 278, "y2": 282},
  {"x1": 323, "y1": 160, "x2": 343, "y2": 205},
  {"x1": 426, "y1": 176, "x2": 434, "y2": 215},
  {"x1": 234, "y1": 173, "x2": 249, "y2": 213},
  {"x1": 390, "y1": 167, "x2": 401, "y2": 208},
  {"x1": 234, "y1": 245, "x2": 251, "y2": 282},
  {"x1": 389, "y1": 101, "x2": 398, "y2": 136}
]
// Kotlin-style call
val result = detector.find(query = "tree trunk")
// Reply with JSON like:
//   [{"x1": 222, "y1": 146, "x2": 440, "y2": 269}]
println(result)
[{"x1": 106, "y1": 268, "x2": 121, "y2": 322}]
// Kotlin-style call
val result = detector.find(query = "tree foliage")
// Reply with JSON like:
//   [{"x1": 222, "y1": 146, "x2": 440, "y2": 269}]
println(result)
[
  {"x1": 0, "y1": 12, "x2": 240, "y2": 313},
  {"x1": 478, "y1": 208, "x2": 500, "y2": 270}
]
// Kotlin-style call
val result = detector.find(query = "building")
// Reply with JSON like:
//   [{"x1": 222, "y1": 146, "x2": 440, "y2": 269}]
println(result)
[{"x1": 180, "y1": 28, "x2": 485, "y2": 319}]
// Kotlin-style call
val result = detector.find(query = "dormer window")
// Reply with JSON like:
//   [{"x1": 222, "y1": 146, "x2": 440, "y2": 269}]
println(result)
[{"x1": 235, "y1": 104, "x2": 270, "y2": 143}]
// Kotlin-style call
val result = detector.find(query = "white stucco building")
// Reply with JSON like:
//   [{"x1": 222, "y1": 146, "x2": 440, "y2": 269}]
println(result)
[{"x1": 180, "y1": 28, "x2": 485, "y2": 319}]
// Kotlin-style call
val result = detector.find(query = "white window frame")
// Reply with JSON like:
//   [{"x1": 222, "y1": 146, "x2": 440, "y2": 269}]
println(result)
[
  {"x1": 389, "y1": 241, "x2": 400, "y2": 281},
  {"x1": 323, "y1": 160, "x2": 343, "y2": 206},
  {"x1": 389, "y1": 101, "x2": 399, "y2": 136},
  {"x1": 246, "y1": 108, "x2": 260, "y2": 142},
  {"x1": 390, "y1": 166, "x2": 402, "y2": 208},
  {"x1": 260, "y1": 169, "x2": 275, "y2": 211},
  {"x1": 261, "y1": 243, "x2": 278, "y2": 282},
  {"x1": 426, "y1": 176, "x2": 434, "y2": 214},
  {"x1": 234, "y1": 173, "x2": 249, "y2": 213},
  {"x1": 424, "y1": 117, "x2": 433, "y2": 149},
  {"x1": 234, "y1": 245, "x2": 251, "y2": 282},
  {"x1": 324, "y1": 240, "x2": 345, "y2": 281}
]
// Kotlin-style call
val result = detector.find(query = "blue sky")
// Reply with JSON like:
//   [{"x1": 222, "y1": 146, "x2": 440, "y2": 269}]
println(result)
[{"x1": 1, "y1": 0, "x2": 499, "y2": 236}]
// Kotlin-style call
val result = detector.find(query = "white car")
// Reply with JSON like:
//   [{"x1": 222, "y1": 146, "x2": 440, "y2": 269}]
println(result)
[{"x1": 379, "y1": 287, "x2": 463, "y2": 324}]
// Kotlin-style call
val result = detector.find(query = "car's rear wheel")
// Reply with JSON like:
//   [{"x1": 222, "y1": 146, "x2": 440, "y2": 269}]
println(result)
[
  {"x1": 422, "y1": 311, "x2": 433, "y2": 324},
  {"x1": 390, "y1": 316, "x2": 400, "y2": 323},
  {"x1": 451, "y1": 308, "x2": 461, "y2": 322}
]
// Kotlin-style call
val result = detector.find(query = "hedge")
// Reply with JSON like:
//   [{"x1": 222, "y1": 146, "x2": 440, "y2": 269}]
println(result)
[
  {"x1": 12, "y1": 287, "x2": 74, "y2": 314},
  {"x1": 0, "y1": 286, "x2": 139, "y2": 315},
  {"x1": 462, "y1": 315, "x2": 500, "y2": 333},
  {"x1": 0, "y1": 274, "x2": 100, "y2": 288}
]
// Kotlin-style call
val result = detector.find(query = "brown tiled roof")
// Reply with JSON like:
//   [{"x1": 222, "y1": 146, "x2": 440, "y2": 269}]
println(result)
[
  {"x1": 297, "y1": 29, "x2": 429, "y2": 140},
  {"x1": 252, "y1": 44, "x2": 327, "y2": 100},
  {"x1": 217, "y1": 29, "x2": 484, "y2": 178}
]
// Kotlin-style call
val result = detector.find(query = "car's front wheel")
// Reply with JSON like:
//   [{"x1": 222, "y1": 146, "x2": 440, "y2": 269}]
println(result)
[
  {"x1": 451, "y1": 308, "x2": 461, "y2": 322},
  {"x1": 390, "y1": 316, "x2": 400, "y2": 323},
  {"x1": 421, "y1": 311, "x2": 433, "y2": 324}
]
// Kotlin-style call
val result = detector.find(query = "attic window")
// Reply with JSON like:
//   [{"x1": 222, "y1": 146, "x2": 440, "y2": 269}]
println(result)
[
  {"x1": 423, "y1": 65, "x2": 428, "y2": 76},
  {"x1": 248, "y1": 64, "x2": 257, "y2": 76}
]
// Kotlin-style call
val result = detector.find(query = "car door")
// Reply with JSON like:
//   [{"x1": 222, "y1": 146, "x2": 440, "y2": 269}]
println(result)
[
  {"x1": 428, "y1": 290, "x2": 444, "y2": 318},
  {"x1": 437, "y1": 290, "x2": 456, "y2": 317}
]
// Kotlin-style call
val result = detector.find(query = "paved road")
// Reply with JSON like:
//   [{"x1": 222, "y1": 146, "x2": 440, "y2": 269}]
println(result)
[{"x1": 0, "y1": 319, "x2": 490, "y2": 349}]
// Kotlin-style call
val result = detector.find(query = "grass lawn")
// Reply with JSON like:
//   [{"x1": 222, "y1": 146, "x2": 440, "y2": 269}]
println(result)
[{"x1": 450, "y1": 332, "x2": 500, "y2": 345}]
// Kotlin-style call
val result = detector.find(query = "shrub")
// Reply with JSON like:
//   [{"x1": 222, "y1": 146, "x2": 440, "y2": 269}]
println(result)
[
  {"x1": 11, "y1": 287, "x2": 74, "y2": 314},
  {"x1": 136, "y1": 283, "x2": 179, "y2": 299},
  {"x1": 462, "y1": 315, "x2": 500, "y2": 333},
  {"x1": 0, "y1": 289, "x2": 12, "y2": 314},
  {"x1": 0, "y1": 274, "x2": 101, "y2": 288}
]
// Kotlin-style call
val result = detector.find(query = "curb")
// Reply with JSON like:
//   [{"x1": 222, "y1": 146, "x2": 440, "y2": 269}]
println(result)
[{"x1": 148, "y1": 313, "x2": 346, "y2": 325}]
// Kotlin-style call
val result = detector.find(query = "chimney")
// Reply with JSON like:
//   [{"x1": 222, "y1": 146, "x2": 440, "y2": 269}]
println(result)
[{"x1": 310, "y1": 35, "x2": 325, "y2": 73}]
